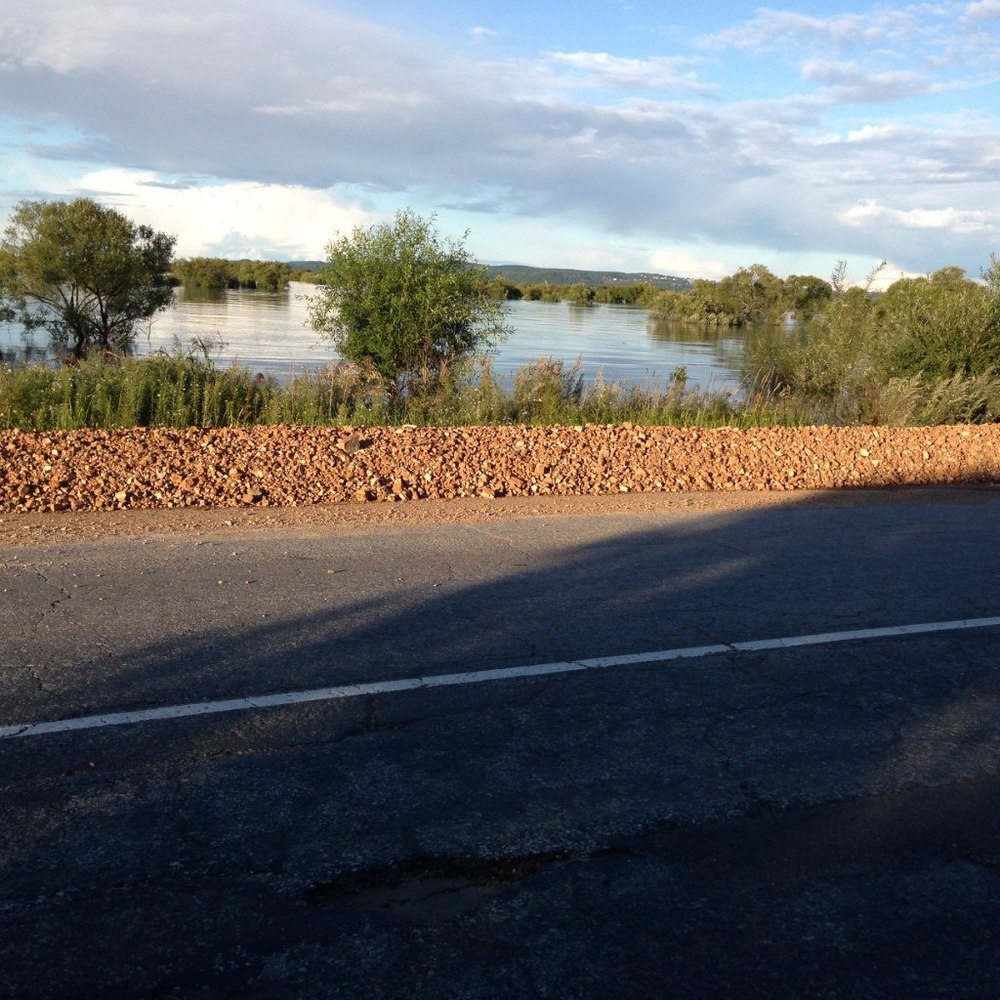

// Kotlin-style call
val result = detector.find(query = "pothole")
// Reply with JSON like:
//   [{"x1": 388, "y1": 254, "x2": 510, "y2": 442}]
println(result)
[{"x1": 304, "y1": 851, "x2": 569, "y2": 920}]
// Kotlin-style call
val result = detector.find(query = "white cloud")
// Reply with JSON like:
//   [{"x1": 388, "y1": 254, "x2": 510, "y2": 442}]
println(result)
[
  {"x1": 545, "y1": 51, "x2": 708, "y2": 92},
  {"x1": 704, "y1": 4, "x2": 991, "y2": 105},
  {"x1": 802, "y1": 59, "x2": 928, "y2": 102},
  {"x1": 845, "y1": 124, "x2": 919, "y2": 143},
  {"x1": 966, "y1": 0, "x2": 1000, "y2": 20},
  {"x1": 649, "y1": 247, "x2": 729, "y2": 280},
  {"x1": 705, "y1": 8, "x2": 889, "y2": 52},
  {"x1": 841, "y1": 198, "x2": 994, "y2": 235},
  {"x1": 0, "y1": 1, "x2": 216, "y2": 74},
  {"x1": 252, "y1": 89, "x2": 431, "y2": 118},
  {"x1": 73, "y1": 168, "x2": 378, "y2": 259},
  {"x1": 0, "y1": 0, "x2": 424, "y2": 108}
]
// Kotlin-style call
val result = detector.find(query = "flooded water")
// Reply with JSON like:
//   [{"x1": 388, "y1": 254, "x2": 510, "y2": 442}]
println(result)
[{"x1": 1, "y1": 282, "x2": 750, "y2": 393}]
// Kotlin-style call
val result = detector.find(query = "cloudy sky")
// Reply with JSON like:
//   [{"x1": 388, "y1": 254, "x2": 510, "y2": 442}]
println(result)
[{"x1": 1, "y1": 0, "x2": 998, "y2": 284}]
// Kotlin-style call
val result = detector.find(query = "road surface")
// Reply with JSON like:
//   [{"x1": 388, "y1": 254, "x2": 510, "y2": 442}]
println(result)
[{"x1": 2, "y1": 487, "x2": 1000, "y2": 997}]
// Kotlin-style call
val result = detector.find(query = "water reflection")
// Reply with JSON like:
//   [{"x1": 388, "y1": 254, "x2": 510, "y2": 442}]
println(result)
[
  {"x1": 499, "y1": 301, "x2": 745, "y2": 392},
  {"x1": 2, "y1": 284, "x2": 754, "y2": 393}
]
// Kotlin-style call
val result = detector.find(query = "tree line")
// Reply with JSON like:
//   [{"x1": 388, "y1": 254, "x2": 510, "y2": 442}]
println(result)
[
  {"x1": 483, "y1": 264, "x2": 836, "y2": 324},
  {"x1": 170, "y1": 257, "x2": 300, "y2": 290}
]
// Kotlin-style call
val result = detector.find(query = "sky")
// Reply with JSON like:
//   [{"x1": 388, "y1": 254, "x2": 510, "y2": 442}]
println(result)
[{"x1": 1, "y1": 0, "x2": 998, "y2": 286}]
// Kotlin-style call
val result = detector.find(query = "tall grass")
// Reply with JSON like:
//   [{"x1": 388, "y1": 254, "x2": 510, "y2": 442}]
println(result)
[
  {"x1": 0, "y1": 355, "x2": 276, "y2": 430},
  {"x1": 7, "y1": 345, "x2": 991, "y2": 433},
  {"x1": 0, "y1": 354, "x2": 752, "y2": 431}
]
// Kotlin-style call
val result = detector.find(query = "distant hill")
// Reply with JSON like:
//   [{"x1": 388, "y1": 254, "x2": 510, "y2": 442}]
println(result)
[
  {"x1": 484, "y1": 264, "x2": 691, "y2": 291},
  {"x1": 285, "y1": 261, "x2": 325, "y2": 272},
  {"x1": 284, "y1": 260, "x2": 692, "y2": 291}
]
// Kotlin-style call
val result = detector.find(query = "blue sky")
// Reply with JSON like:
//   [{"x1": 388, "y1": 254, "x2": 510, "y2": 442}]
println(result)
[{"x1": 1, "y1": 0, "x2": 998, "y2": 285}]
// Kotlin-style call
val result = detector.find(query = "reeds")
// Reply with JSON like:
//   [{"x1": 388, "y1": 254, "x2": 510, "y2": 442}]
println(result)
[
  {"x1": 4, "y1": 350, "x2": 995, "y2": 432},
  {"x1": 0, "y1": 354, "x2": 746, "y2": 431}
]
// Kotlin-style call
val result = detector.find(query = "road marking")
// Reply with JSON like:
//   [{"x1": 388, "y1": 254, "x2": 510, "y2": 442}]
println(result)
[{"x1": 2, "y1": 616, "x2": 999, "y2": 741}]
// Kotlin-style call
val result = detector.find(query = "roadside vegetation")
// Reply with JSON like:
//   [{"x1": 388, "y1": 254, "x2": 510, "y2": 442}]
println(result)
[
  {"x1": 0, "y1": 354, "x2": 764, "y2": 432},
  {"x1": 3, "y1": 199, "x2": 1000, "y2": 431},
  {"x1": 744, "y1": 261, "x2": 1000, "y2": 426}
]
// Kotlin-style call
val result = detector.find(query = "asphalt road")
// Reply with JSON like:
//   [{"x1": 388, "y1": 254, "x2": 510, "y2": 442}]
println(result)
[{"x1": 2, "y1": 487, "x2": 1000, "y2": 998}]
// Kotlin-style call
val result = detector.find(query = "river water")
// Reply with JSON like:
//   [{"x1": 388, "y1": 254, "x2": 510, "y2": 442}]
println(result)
[{"x1": 1, "y1": 282, "x2": 749, "y2": 393}]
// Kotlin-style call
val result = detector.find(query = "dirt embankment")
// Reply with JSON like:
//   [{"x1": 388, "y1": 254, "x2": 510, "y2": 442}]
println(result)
[{"x1": 2, "y1": 424, "x2": 999, "y2": 515}]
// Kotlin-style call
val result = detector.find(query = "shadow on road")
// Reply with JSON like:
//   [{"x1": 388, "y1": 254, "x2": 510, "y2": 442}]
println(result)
[{"x1": 3, "y1": 485, "x2": 1000, "y2": 996}]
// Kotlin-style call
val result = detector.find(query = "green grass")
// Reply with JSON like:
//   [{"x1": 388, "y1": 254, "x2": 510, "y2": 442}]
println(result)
[
  {"x1": 4, "y1": 348, "x2": 995, "y2": 433},
  {"x1": 0, "y1": 354, "x2": 761, "y2": 431}
]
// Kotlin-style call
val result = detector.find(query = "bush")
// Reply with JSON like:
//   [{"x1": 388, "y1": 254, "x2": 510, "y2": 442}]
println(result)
[
  {"x1": 308, "y1": 210, "x2": 509, "y2": 398},
  {"x1": 1, "y1": 355, "x2": 747, "y2": 431},
  {"x1": 875, "y1": 276, "x2": 1000, "y2": 380},
  {"x1": 743, "y1": 263, "x2": 1000, "y2": 424}
]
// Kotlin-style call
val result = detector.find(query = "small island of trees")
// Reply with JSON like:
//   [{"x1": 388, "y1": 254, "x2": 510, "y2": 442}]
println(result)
[{"x1": 170, "y1": 257, "x2": 300, "y2": 290}]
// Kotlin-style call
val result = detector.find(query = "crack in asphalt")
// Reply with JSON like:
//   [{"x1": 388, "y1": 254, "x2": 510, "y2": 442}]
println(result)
[
  {"x1": 21, "y1": 664, "x2": 49, "y2": 696},
  {"x1": 15, "y1": 777, "x2": 1000, "y2": 927},
  {"x1": 463, "y1": 523, "x2": 534, "y2": 564},
  {"x1": 22, "y1": 565, "x2": 74, "y2": 631},
  {"x1": 698, "y1": 690, "x2": 845, "y2": 811}
]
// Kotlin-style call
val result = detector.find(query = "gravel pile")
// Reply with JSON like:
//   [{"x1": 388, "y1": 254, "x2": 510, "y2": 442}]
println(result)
[{"x1": 2, "y1": 424, "x2": 999, "y2": 513}]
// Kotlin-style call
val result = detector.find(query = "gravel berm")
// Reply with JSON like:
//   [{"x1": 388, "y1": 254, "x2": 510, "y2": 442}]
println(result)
[{"x1": 2, "y1": 424, "x2": 999, "y2": 513}]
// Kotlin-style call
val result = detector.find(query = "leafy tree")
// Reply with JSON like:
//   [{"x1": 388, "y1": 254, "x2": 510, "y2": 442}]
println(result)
[
  {"x1": 831, "y1": 259, "x2": 849, "y2": 295},
  {"x1": 309, "y1": 210, "x2": 508, "y2": 394},
  {"x1": 520, "y1": 283, "x2": 562, "y2": 302},
  {"x1": 717, "y1": 264, "x2": 789, "y2": 325},
  {"x1": 784, "y1": 274, "x2": 833, "y2": 318},
  {"x1": 874, "y1": 272, "x2": 1000, "y2": 379},
  {"x1": 982, "y1": 254, "x2": 1000, "y2": 297},
  {"x1": 0, "y1": 198, "x2": 176, "y2": 358},
  {"x1": 928, "y1": 265, "x2": 967, "y2": 286},
  {"x1": 675, "y1": 279, "x2": 732, "y2": 324},
  {"x1": 566, "y1": 282, "x2": 595, "y2": 305},
  {"x1": 231, "y1": 260, "x2": 293, "y2": 291},
  {"x1": 171, "y1": 256, "x2": 232, "y2": 289},
  {"x1": 745, "y1": 258, "x2": 1000, "y2": 420},
  {"x1": 601, "y1": 282, "x2": 660, "y2": 307},
  {"x1": 487, "y1": 276, "x2": 522, "y2": 301}
]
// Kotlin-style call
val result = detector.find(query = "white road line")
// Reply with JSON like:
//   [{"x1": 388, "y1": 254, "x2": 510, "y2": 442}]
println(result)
[{"x1": 2, "y1": 616, "x2": 999, "y2": 741}]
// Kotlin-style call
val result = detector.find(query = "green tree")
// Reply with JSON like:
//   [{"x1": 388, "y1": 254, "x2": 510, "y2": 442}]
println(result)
[
  {"x1": 875, "y1": 272, "x2": 1000, "y2": 379},
  {"x1": 717, "y1": 264, "x2": 788, "y2": 325},
  {"x1": 783, "y1": 274, "x2": 833, "y2": 318},
  {"x1": 172, "y1": 256, "x2": 231, "y2": 289},
  {"x1": 928, "y1": 265, "x2": 967, "y2": 286},
  {"x1": 309, "y1": 210, "x2": 509, "y2": 394},
  {"x1": 677, "y1": 279, "x2": 731, "y2": 324},
  {"x1": 0, "y1": 198, "x2": 176, "y2": 358},
  {"x1": 171, "y1": 258, "x2": 293, "y2": 290},
  {"x1": 566, "y1": 282, "x2": 595, "y2": 305}
]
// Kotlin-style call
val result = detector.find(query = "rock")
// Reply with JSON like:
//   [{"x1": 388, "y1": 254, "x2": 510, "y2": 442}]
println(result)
[{"x1": 0, "y1": 424, "x2": 999, "y2": 512}]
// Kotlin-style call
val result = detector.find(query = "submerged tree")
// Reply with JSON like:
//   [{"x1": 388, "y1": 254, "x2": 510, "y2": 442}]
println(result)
[
  {"x1": 0, "y1": 198, "x2": 176, "y2": 358},
  {"x1": 171, "y1": 257, "x2": 294, "y2": 291},
  {"x1": 308, "y1": 210, "x2": 508, "y2": 396}
]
